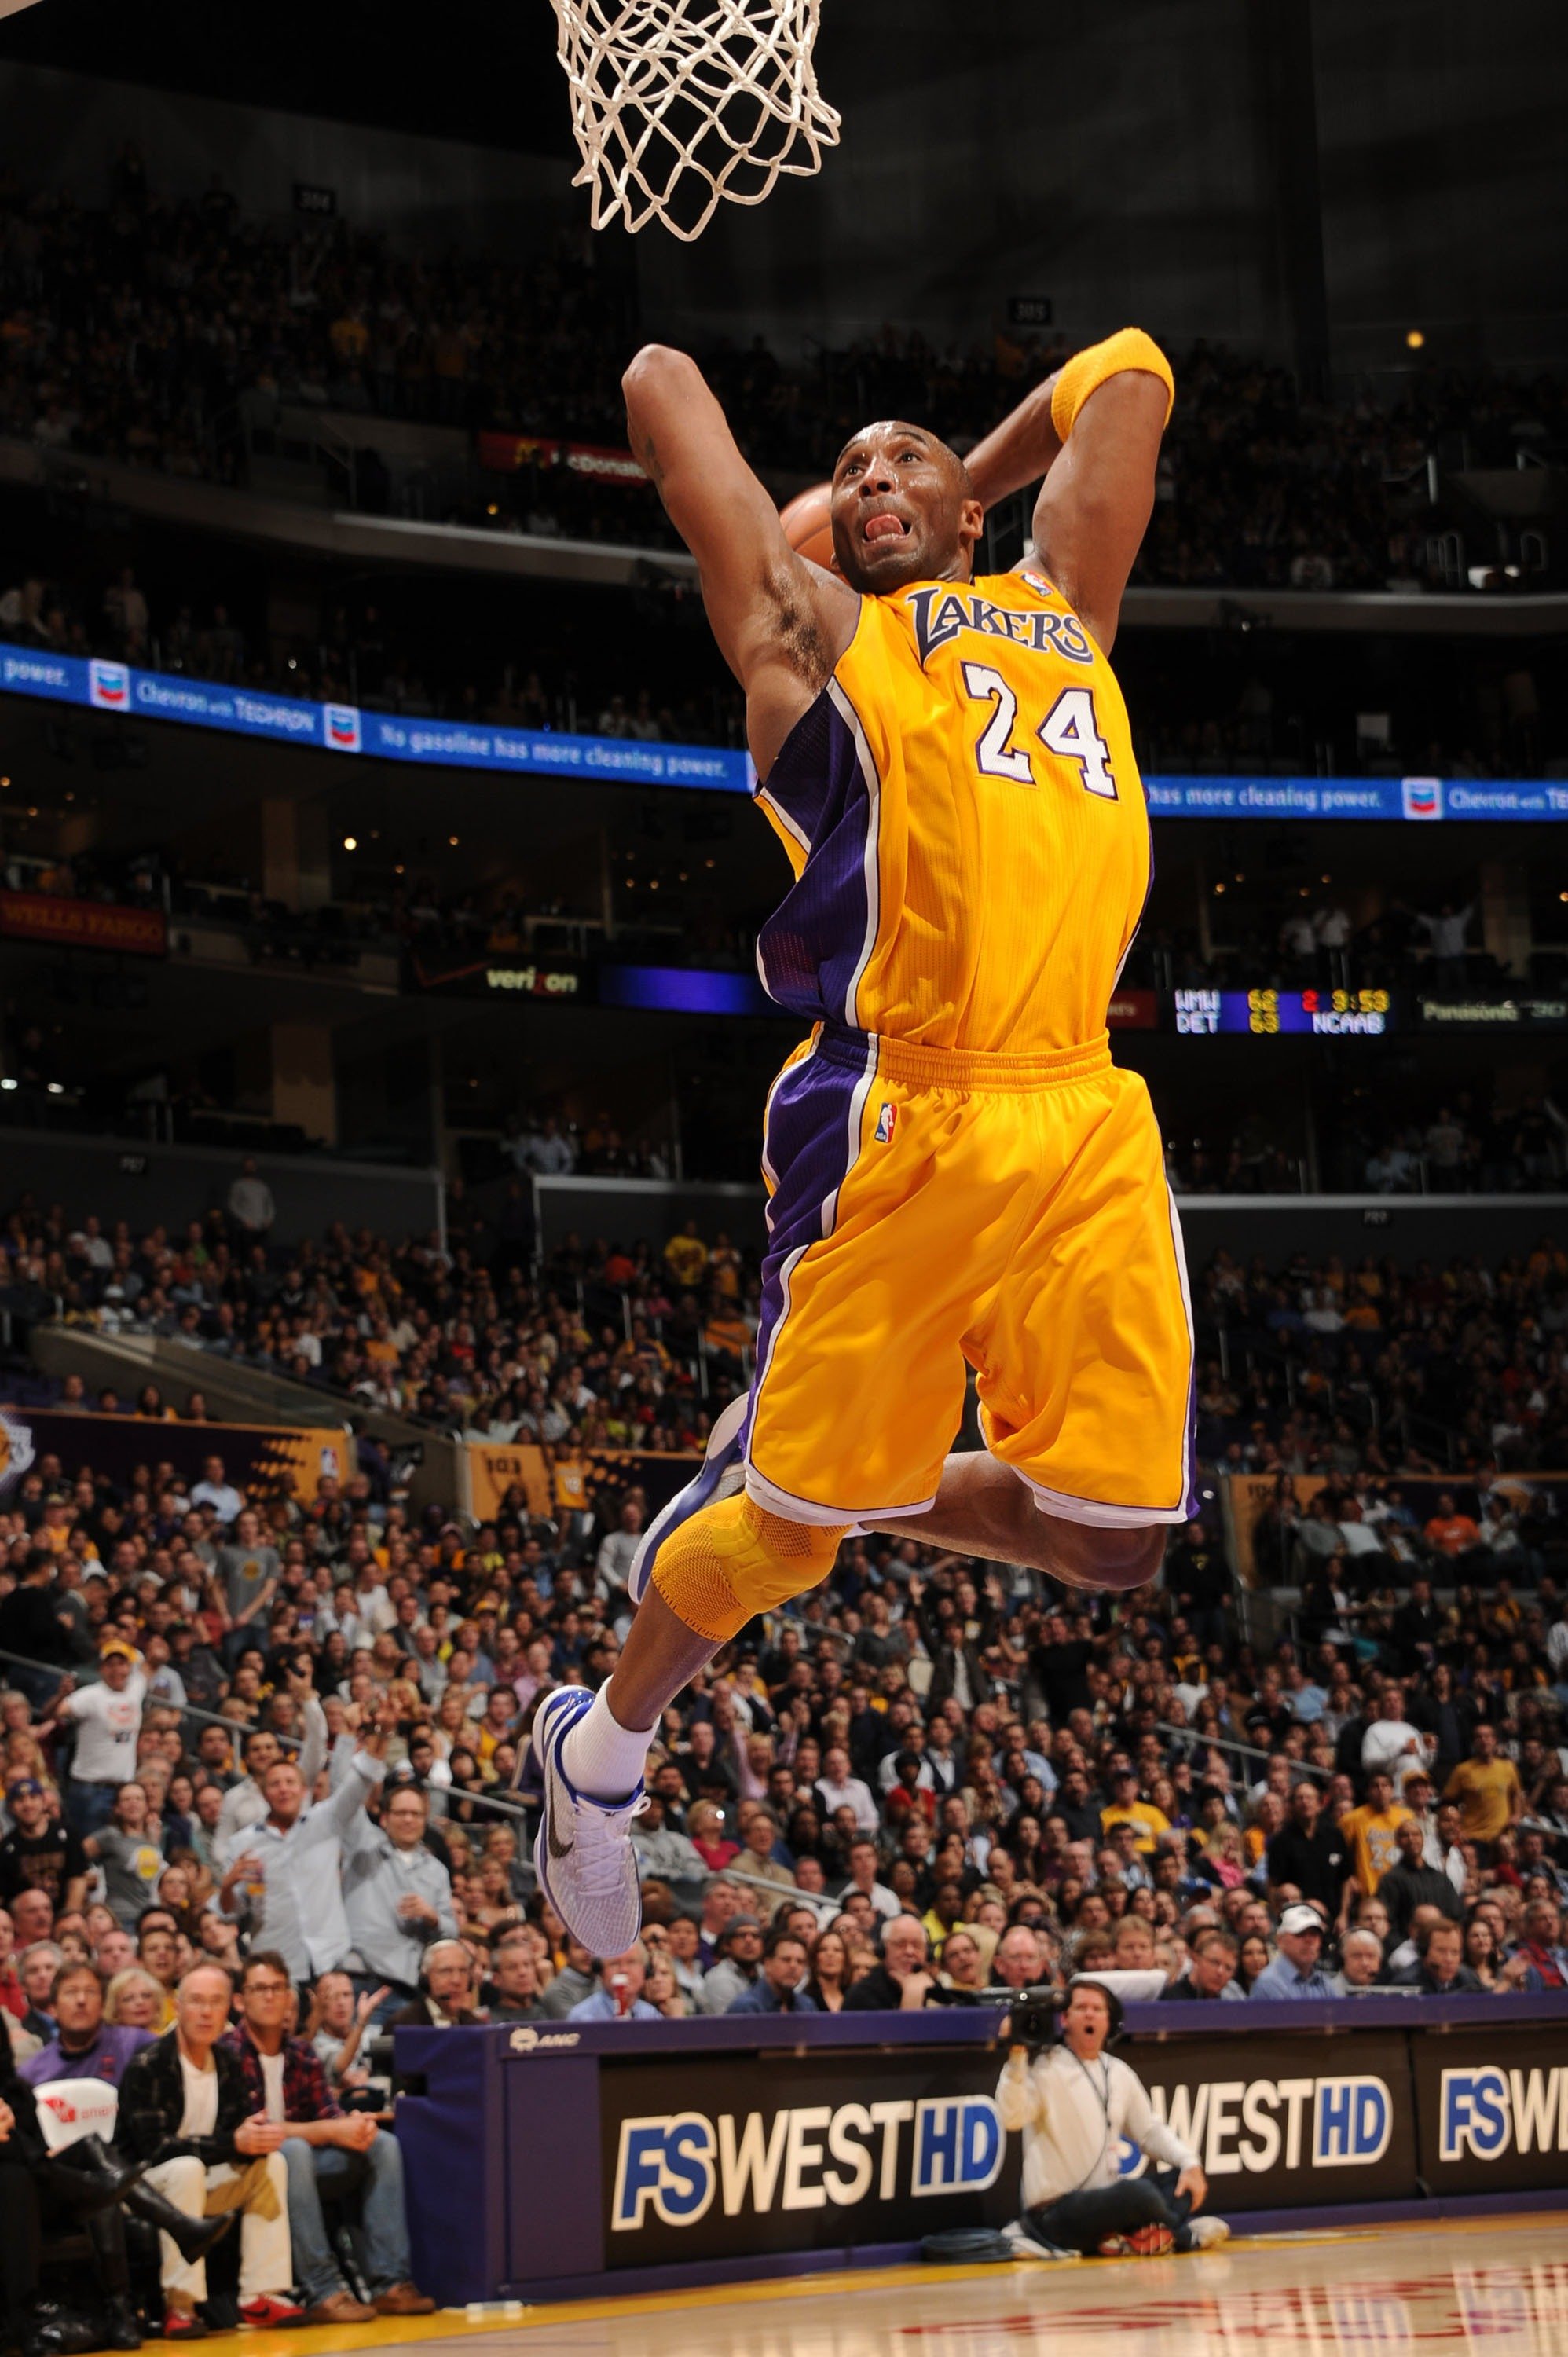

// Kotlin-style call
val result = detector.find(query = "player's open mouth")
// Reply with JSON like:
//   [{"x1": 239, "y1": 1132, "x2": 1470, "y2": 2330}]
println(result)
[{"x1": 863, "y1": 513, "x2": 909, "y2": 544}]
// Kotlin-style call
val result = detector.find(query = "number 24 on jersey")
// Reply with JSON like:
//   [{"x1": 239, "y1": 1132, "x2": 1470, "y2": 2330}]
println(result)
[{"x1": 960, "y1": 666, "x2": 1119, "y2": 800}]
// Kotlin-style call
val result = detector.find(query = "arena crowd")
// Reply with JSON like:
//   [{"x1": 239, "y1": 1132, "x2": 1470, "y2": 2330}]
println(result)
[
  {"x1": 3, "y1": 1191, "x2": 1568, "y2": 2337},
  {"x1": 2, "y1": 144, "x2": 1565, "y2": 598}
]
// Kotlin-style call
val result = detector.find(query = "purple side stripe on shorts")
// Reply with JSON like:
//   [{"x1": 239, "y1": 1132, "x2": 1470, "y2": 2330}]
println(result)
[{"x1": 741, "y1": 1032, "x2": 876, "y2": 1468}]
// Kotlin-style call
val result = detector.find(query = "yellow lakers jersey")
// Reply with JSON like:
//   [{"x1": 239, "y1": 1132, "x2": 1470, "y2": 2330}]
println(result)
[{"x1": 754, "y1": 569, "x2": 1150, "y2": 1054}]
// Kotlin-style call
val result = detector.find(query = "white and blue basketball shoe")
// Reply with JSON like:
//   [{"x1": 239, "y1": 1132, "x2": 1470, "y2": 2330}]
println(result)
[
  {"x1": 529, "y1": 1686, "x2": 647, "y2": 1956},
  {"x1": 626, "y1": 1391, "x2": 750, "y2": 1606}
]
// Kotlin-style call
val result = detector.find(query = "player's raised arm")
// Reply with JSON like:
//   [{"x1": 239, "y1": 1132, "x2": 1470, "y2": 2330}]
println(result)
[
  {"x1": 964, "y1": 328, "x2": 1174, "y2": 654},
  {"x1": 622, "y1": 345, "x2": 856, "y2": 750}
]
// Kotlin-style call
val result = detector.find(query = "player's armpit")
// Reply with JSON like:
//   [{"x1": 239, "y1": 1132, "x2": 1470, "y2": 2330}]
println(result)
[
  {"x1": 622, "y1": 343, "x2": 855, "y2": 702},
  {"x1": 1030, "y1": 359, "x2": 1171, "y2": 655}
]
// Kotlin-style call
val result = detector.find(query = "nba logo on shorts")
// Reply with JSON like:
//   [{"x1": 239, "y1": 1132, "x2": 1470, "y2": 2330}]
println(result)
[
  {"x1": 1401, "y1": 776, "x2": 1442, "y2": 820},
  {"x1": 324, "y1": 703, "x2": 362, "y2": 753},
  {"x1": 875, "y1": 1102, "x2": 897, "y2": 1144},
  {"x1": 88, "y1": 659, "x2": 129, "y2": 709}
]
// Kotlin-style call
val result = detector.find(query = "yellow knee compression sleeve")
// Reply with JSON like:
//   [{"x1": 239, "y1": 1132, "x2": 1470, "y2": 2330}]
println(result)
[
  {"x1": 1051, "y1": 327, "x2": 1174, "y2": 441},
  {"x1": 650, "y1": 1494, "x2": 848, "y2": 1644}
]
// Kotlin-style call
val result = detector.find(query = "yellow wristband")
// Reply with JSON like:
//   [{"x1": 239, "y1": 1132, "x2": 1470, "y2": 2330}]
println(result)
[{"x1": 1050, "y1": 327, "x2": 1174, "y2": 442}]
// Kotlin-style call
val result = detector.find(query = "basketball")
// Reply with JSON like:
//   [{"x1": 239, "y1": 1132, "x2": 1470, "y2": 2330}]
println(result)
[{"x1": 779, "y1": 480, "x2": 837, "y2": 570}]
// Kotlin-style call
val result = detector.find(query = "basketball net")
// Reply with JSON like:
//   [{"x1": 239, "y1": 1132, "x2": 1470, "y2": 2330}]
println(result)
[{"x1": 551, "y1": 0, "x2": 840, "y2": 241}]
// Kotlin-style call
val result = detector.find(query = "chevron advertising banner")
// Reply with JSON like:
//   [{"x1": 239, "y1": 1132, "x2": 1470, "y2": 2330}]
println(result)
[{"x1": 2, "y1": 647, "x2": 1561, "y2": 818}]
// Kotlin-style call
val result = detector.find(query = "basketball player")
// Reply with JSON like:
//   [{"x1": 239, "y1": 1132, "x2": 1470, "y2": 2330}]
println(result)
[{"x1": 534, "y1": 328, "x2": 1189, "y2": 1951}]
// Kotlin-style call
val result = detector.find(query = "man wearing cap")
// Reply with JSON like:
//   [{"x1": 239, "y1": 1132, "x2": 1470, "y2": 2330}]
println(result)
[
  {"x1": 701, "y1": 1914, "x2": 765, "y2": 2011},
  {"x1": 0, "y1": 1778, "x2": 88, "y2": 1913},
  {"x1": 1248, "y1": 1904, "x2": 1335, "y2": 1999},
  {"x1": 38, "y1": 1646, "x2": 146, "y2": 1836},
  {"x1": 998, "y1": 1978, "x2": 1228, "y2": 2258}
]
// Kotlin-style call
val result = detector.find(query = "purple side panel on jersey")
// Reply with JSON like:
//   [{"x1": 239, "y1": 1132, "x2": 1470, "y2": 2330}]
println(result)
[
  {"x1": 756, "y1": 690, "x2": 873, "y2": 1025},
  {"x1": 1181, "y1": 1361, "x2": 1202, "y2": 1519},
  {"x1": 740, "y1": 1035, "x2": 874, "y2": 1464}
]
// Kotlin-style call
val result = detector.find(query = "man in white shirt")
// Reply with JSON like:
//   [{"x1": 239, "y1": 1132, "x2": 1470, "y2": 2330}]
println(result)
[
  {"x1": 118, "y1": 1962, "x2": 303, "y2": 2333},
  {"x1": 217, "y1": 1708, "x2": 390, "y2": 1979},
  {"x1": 1361, "y1": 1684, "x2": 1433, "y2": 1794},
  {"x1": 997, "y1": 1979, "x2": 1227, "y2": 2256},
  {"x1": 1336, "y1": 1501, "x2": 1387, "y2": 1563},
  {"x1": 815, "y1": 1743, "x2": 880, "y2": 1834},
  {"x1": 42, "y1": 1644, "x2": 147, "y2": 1835},
  {"x1": 833, "y1": 1834, "x2": 900, "y2": 1920},
  {"x1": 215, "y1": 1706, "x2": 329, "y2": 1868},
  {"x1": 190, "y1": 1456, "x2": 244, "y2": 1526}
]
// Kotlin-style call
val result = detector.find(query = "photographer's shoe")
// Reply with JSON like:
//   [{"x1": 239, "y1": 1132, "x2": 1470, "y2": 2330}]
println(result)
[
  {"x1": 1185, "y1": 2216, "x2": 1230, "y2": 2250},
  {"x1": 1002, "y1": 2223, "x2": 1073, "y2": 2260},
  {"x1": 1097, "y1": 2224, "x2": 1174, "y2": 2257}
]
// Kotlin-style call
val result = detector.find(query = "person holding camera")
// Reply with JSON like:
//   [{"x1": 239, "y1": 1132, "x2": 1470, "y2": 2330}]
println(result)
[{"x1": 996, "y1": 1978, "x2": 1229, "y2": 2258}]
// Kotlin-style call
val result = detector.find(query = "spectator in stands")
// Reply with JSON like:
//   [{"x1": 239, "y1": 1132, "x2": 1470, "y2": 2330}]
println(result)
[
  {"x1": 217, "y1": 1708, "x2": 391, "y2": 1979},
  {"x1": 0, "y1": 2013, "x2": 148, "y2": 2357},
  {"x1": 701, "y1": 1915, "x2": 764, "y2": 2013},
  {"x1": 1330, "y1": 1929, "x2": 1388, "y2": 1993},
  {"x1": 223, "y1": 1950, "x2": 433, "y2": 2322},
  {"x1": 388, "y1": 1941, "x2": 485, "y2": 2030},
  {"x1": 844, "y1": 1916, "x2": 938, "y2": 2012},
  {"x1": 567, "y1": 1945, "x2": 660, "y2": 2022},
  {"x1": 341, "y1": 1773, "x2": 457, "y2": 2019},
  {"x1": 1338, "y1": 1771, "x2": 1413, "y2": 1917},
  {"x1": 1394, "y1": 1919, "x2": 1482, "y2": 1995},
  {"x1": 1445, "y1": 1724, "x2": 1524, "y2": 1855},
  {"x1": 630, "y1": 1793, "x2": 705, "y2": 1884},
  {"x1": 1265, "y1": 1780, "x2": 1346, "y2": 1919},
  {"x1": 189, "y1": 1460, "x2": 244, "y2": 1527},
  {"x1": 1512, "y1": 1899, "x2": 1568, "y2": 1992},
  {"x1": 1376, "y1": 1818, "x2": 1463, "y2": 1945},
  {"x1": 0, "y1": 1779, "x2": 87, "y2": 1915},
  {"x1": 1160, "y1": 1928, "x2": 1244, "y2": 2002},
  {"x1": 118, "y1": 1962, "x2": 305, "y2": 2335},
  {"x1": 39, "y1": 1647, "x2": 145, "y2": 1835},
  {"x1": 726, "y1": 1923, "x2": 819, "y2": 2015},
  {"x1": 538, "y1": 1937, "x2": 596, "y2": 2022},
  {"x1": 485, "y1": 1931, "x2": 546, "y2": 2022},
  {"x1": 0, "y1": 1552, "x2": 79, "y2": 1710},
  {"x1": 1247, "y1": 1904, "x2": 1334, "y2": 1999},
  {"x1": 16, "y1": 1957, "x2": 149, "y2": 2087},
  {"x1": 216, "y1": 1721, "x2": 324, "y2": 1867}
]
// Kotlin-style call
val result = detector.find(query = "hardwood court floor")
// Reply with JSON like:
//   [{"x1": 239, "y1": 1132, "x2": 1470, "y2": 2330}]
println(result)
[{"x1": 233, "y1": 2212, "x2": 1568, "y2": 2357}]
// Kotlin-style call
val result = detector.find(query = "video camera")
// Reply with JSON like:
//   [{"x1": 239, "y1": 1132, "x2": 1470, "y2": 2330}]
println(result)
[{"x1": 1006, "y1": 1983, "x2": 1069, "y2": 2054}]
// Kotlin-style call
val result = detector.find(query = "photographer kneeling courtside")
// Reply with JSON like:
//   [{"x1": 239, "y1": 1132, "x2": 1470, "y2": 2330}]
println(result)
[{"x1": 997, "y1": 1978, "x2": 1229, "y2": 2259}]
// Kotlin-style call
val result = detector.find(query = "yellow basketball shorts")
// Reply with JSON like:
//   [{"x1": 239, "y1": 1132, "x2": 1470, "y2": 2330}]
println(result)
[{"x1": 740, "y1": 1022, "x2": 1196, "y2": 1530}]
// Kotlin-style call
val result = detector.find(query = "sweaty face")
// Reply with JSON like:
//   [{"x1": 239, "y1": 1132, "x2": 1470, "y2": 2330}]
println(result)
[{"x1": 830, "y1": 423, "x2": 979, "y2": 595}]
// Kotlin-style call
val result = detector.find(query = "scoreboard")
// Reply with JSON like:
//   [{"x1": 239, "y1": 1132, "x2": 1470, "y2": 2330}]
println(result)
[{"x1": 1172, "y1": 988, "x2": 1393, "y2": 1036}]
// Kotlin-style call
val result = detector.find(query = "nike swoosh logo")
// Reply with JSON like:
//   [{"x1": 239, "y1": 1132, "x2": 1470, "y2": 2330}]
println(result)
[{"x1": 545, "y1": 1725, "x2": 574, "y2": 1860}]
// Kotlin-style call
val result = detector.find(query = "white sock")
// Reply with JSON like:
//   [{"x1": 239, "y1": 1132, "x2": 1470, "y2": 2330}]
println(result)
[{"x1": 560, "y1": 1685, "x2": 654, "y2": 1803}]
